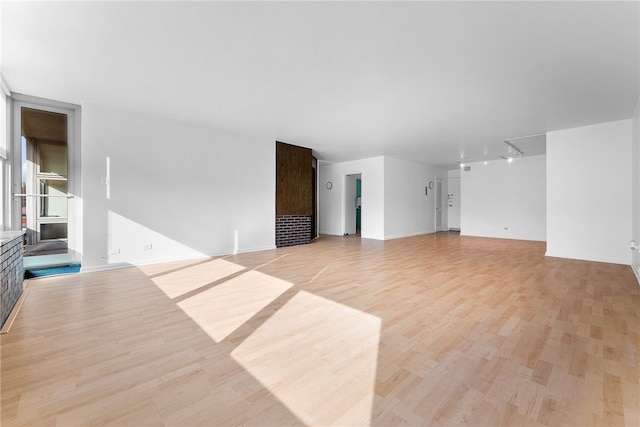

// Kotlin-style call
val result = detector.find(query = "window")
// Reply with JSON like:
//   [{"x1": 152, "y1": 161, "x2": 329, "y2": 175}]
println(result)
[{"x1": 0, "y1": 88, "x2": 8, "y2": 230}]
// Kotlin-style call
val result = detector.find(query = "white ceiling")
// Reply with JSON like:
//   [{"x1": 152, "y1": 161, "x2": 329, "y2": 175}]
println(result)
[{"x1": 2, "y1": 1, "x2": 638, "y2": 168}]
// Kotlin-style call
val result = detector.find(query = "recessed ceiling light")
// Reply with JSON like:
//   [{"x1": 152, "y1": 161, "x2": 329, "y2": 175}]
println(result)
[{"x1": 507, "y1": 157, "x2": 513, "y2": 162}]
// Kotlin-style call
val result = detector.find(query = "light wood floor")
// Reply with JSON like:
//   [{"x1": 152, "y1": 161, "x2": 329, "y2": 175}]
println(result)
[{"x1": 2, "y1": 233, "x2": 639, "y2": 426}]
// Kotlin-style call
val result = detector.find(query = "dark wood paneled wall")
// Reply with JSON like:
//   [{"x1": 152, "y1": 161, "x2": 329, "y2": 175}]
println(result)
[{"x1": 276, "y1": 142, "x2": 312, "y2": 216}]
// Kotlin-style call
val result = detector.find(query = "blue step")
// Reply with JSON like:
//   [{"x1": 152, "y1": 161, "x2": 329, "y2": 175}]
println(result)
[{"x1": 24, "y1": 263, "x2": 81, "y2": 279}]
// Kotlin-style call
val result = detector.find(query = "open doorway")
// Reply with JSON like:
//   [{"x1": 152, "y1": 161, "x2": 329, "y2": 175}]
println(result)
[
  {"x1": 356, "y1": 177, "x2": 361, "y2": 234},
  {"x1": 344, "y1": 173, "x2": 361, "y2": 235},
  {"x1": 12, "y1": 97, "x2": 80, "y2": 268},
  {"x1": 20, "y1": 108, "x2": 69, "y2": 256}
]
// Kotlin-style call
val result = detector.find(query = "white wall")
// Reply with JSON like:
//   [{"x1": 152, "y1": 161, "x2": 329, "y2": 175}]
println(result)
[
  {"x1": 630, "y1": 99, "x2": 639, "y2": 276},
  {"x1": 547, "y1": 120, "x2": 632, "y2": 265},
  {"x1": 81, "y1": 103, "x2": 275, "y2": 270},
  {"x1": 383, "y1": 157, "x2": 446, "y2": 239},
  {"x1": 318, "y1": 157, "x2": 384, "y2": 240},
  {"x1": 461, "y1": 155, "x2": 546, "y2": 241},
  {"x1": 318, "y1": 156, "x2": 446, "y2": 240}
]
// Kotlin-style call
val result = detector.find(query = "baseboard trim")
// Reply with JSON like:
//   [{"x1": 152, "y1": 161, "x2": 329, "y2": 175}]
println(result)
[{"x1": 1, "y1": 281, "x2": 30, "y2": 335}]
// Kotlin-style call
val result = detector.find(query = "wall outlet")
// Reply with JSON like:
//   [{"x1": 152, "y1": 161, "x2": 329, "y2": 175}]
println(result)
[
  {"x1": 142, "y1": 244, "x2": 153, "y2": 251},
  {"x1": 109, "y1": 248, "x2": 120, "y2": 255}
]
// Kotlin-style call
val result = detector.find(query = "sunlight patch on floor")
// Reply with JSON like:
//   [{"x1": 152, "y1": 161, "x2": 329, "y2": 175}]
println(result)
[
  {"x1": 137, "y1": 258, "x2": 209, "y2": 277},
  {"x1": 177, "y1": 270, "x2": 293, "y2": 343},
  {"x1": 149, "y1": 258, "x2": 245, "y2": 299},
  {"x1": 231, "y1": 291, "x2": 381, "y2": 426}
]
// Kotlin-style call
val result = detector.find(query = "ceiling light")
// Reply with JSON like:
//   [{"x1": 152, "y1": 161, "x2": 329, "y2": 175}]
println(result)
[{"x1": 504, "y1": 140, "x2": 524, "y2": 157}]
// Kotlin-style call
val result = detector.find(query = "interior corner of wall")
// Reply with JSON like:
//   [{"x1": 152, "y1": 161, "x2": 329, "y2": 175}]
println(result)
[{"x1": 0, "y1": 74, "x2": 11, "y2": 97}]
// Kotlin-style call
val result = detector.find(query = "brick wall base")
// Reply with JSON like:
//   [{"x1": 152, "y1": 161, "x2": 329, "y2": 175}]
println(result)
[
  {"x1": 276, "y1": 215, "x2": 312, "y2": 248},
  {"x1": 1, "y1": 235, "x2": 24, "y2": 328}
]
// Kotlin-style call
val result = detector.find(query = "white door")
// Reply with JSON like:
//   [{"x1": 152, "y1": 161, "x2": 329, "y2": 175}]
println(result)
[
  {"x1": 435, "y1": 178, "x2": 444, "y2": 232},
  {"x1": 448, "y1": 177, "x2": 461, "y2": 230}
]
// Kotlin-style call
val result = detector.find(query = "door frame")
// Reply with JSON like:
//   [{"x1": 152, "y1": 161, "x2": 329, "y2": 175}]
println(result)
[{"x1": 11, "y1": 94, "x2": 82, "y2": 266}]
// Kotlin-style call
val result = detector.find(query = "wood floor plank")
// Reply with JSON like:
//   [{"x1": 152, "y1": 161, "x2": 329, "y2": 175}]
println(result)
[{"x1": 2, "y1": 232, "x2": 639, "y2": 426}]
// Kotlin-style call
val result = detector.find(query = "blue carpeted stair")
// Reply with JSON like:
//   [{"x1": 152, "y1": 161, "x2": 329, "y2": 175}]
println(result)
[{"x1": 24, "y1": 263, "x2": 81, "y2": 279}]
